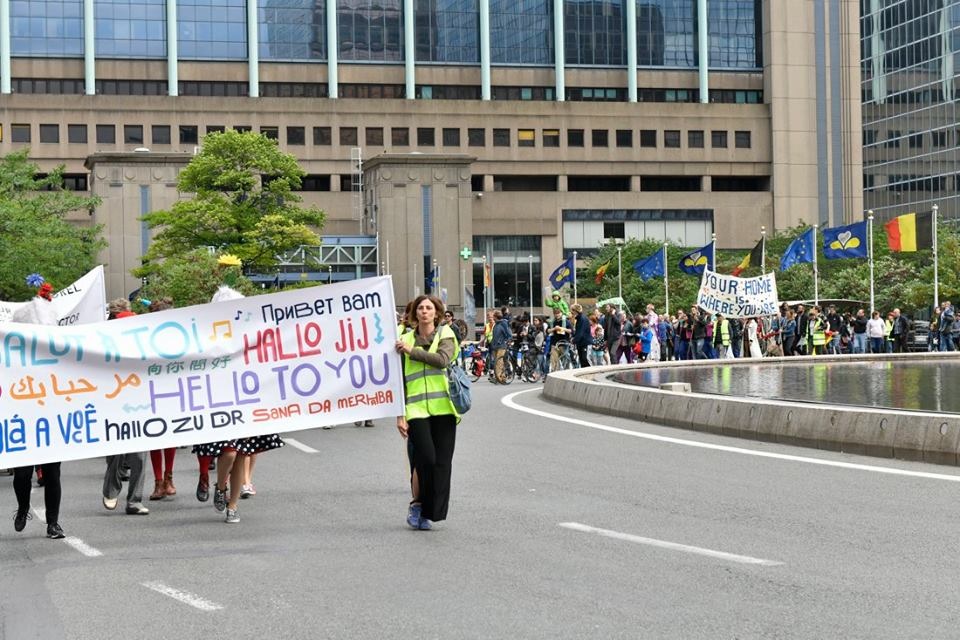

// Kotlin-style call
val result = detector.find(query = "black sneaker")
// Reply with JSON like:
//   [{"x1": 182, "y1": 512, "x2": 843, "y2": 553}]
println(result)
[
  {"x1": 46, "y1": 523, "x2": 65, "y2": 539},
  {"x1": 213, "y1": 485, "x2": 227, "y2": 512},
  {"x1": 13, "y1": 509, "x2": 31, "y2": 532}
]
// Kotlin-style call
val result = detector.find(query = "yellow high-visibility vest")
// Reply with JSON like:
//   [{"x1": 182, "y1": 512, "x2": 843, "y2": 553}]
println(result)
[{"x1": 402, "y1": 325, "x2": 460, "y2": 422}]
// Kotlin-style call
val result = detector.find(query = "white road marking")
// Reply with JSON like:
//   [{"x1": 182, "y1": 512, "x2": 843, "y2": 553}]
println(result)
[
  {"x1": 503, "y1": 388, "x2": 960, "y2": 483},
  {"x1": 559, "y1": 522, "x2": 784, "y2": 567},
  {"x1": 63, "y1": 537, "x2": 104, "y2": 557},
  {"x1": 141, "y1": 581, "x2": 224, "y2": 612},
  {"x1": 284, "y1": 437, "x2": 318, "y2": 453}
]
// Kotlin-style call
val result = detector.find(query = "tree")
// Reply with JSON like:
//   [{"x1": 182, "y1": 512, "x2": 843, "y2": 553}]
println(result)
[
  {"x1": 137, "y1": 249, "x2": 258, "y2": 308},
  {"x1": 0, "y1": 150, "x2": 104, "y2": 300},
  {"x1": 135, "y1": 130, "x2": 325, "y2": 281}
]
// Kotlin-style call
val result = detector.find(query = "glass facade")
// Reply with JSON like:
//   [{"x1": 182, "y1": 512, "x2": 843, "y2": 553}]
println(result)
[
  {"x1": 472, "y1": 236, "x2": 542, "y2": 309},
  {"x1": 415, "y1": 0, "x2": 479, "y2": 63},
  {"x1": 564, "y1": 0, "x2": 626, "y2": 66},
  {"x1": 861, "y1": 0, "x2": 960, "y2": 220},
  {"x1": 490, "y1": 0, "x2": 553, "y2": 65},
  {"x1": 261, "y1": 0, "x2": 326, "y2": 60},
  {"x1": 707, "y1": 0, "x2": 760, "y2": 69},
  {"x1": 178, "y1": 0, "x2": 247, "y2": 59},
  {"x1": 637, "y1": 0, "x2": 696, "y2": 68},
  {"x1": 95, "y1": 0, "x2": 166, "y2": 58},
  {"x1": 10, "y1": 0, "x2": 84, "y2": 56},
  {"x1": 338, "y1": 0, "x2": 403, "y2": 62}
]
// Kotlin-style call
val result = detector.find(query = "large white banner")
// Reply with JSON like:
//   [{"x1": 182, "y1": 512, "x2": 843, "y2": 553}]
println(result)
[
  {"x1": 0, "y1": 275, "x2": 403, "y2": 468},
  {"x1": 0, "y1": 265, "x2": 106, "y2": 326},
  {"x1": 696, "y1": 269, "x2": 779, "y2": 318}
]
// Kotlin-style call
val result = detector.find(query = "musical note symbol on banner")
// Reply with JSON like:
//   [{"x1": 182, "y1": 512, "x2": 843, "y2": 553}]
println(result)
[{"x1": 210, "y1": 320, "x2": 234, "y2": 341}]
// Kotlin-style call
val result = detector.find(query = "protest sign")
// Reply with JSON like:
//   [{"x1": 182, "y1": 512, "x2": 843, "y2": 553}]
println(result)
[
  {"x1": 0, "y1": 275, "x2": 403, "y2": 468},
  {"x1": 696, "y1": 269, "x2": 779, "y2": 318},
  {"x1": 0, "y1": 265, "x2": 106, "y2": 326}
]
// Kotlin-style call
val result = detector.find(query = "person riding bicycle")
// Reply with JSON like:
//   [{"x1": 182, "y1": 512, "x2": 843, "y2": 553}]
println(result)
[
  {"x1": 547, "y1": 308, "x2": 573, "y2": 372},
  {"x1": 491, "y1": 309, "x2": 513, "y2": 383}
]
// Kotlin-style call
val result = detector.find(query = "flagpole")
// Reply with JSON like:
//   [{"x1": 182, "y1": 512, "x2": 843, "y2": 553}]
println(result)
[
  {"x1": 617, "y1": 246, "x2": 622, "y2": 304},
  {"x1": 573, "y1": 250, "x2": 578, "y2": 304},
  {"x1": 761, "y1": 226, "x2": 767, "y2": 272},
  {"x1": 481, "y1": 254, "x2": 487, "y2": 328},
  {"x1": 813, "y1": 225, "x2": 819, "y2": 306},
  {"x1": 528, "y1": 255, "x2": 533, "y2": 320},
  {"x1": 433, "y1": 258, "x2": 439, "y2": 295},
  {"x1": 413, "y1": 261, "x2": 418, "y2": 298},
  {"x1": 711, "y1": 232, "x2": 717, "y2": 269},
  {"x1": 933, "y1": 203, "x2": 940, "y2": 310},
  {"x1": 663, "y1": 242, "x2": 670, "y2": 316},
  {"x1": 867, "y1": 212, "x2": 875, "y2": 313}
]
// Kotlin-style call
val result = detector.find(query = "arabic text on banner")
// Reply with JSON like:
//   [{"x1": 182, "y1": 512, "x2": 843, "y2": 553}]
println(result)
[
  {"x1": 0, "y1": 276, "x2": 403, "y2": 468},
  {"x1": 696, "y1": 269, "x2": 779, "y2": 318}
]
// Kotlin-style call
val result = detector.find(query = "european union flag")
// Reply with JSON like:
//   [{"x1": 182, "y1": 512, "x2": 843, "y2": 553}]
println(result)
[
  {"x1": 427, "y1": 266, "x2": 439, "y2": 291},
  {"x1": 780, "y1": 227, "x2": 815, "y2": 271},
  {"x1": 823, "y1": 221, "x2": 869, "y2": 260},
  {"x1": 548, "y1": 256, "x2": 575, "y2": 289},
  {"x1": 678, "y1": 242, "x2": 714, "y2": 276},
  {"x1": 633, "y1": 250, "x2": 665, "y2": 282}
]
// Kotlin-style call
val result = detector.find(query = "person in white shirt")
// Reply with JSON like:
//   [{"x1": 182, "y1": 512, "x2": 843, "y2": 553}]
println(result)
[{"x1": 866, "y1": 310, "x2": 886, "y2": 354}]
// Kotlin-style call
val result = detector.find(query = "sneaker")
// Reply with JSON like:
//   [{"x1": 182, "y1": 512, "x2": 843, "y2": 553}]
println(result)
[
  {"x1": 240, "y1": 484, "x2": 256, "y2": 499},
  {"x1": 354, "y1": 421, "x2": 363, "y2": 427},
  {"x1": 213, "y1": 485, "x2": 227, "y2": 512},
  {"x1": 125, "y1": 503, "x2": 150, "y2": 515},
  {"x1": 406, "y1": 503, "x2": 422, "y2": 529},
  {"x1": 46, "y1": 523, "x2": 65, "y2": 539},
  {"x1": 418, "y1": 518, "x2": 433, "y2": 531},
  {"x1": 13, "y1": 509, "x2": 31, "y2": 532},
  {"x1": 102, "y1": 495, "x2": 118, "y2": 511},
  {"x1": 225, "y1": 508, "x2": 240, "y2": 524},
  {"x1": 196, "y1": 475, "x2": 210, "y2": 502},
  {"x1": 364, "y1": 420, "x2": 375, "y2": 427}
]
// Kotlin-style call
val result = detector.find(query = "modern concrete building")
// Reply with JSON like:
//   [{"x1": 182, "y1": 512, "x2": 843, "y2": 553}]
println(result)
[
  {"x1": 861, "y1": 0, "x2": 960, "y2": 222},
  {"x1": 0, "y1": 0, "x2": 862, "y2": 310}
]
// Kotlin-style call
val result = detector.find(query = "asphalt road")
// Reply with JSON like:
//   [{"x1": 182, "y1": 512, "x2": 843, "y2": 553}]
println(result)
[{"x1": 3, "y1": 379, "x2": 960, "y2": 639}]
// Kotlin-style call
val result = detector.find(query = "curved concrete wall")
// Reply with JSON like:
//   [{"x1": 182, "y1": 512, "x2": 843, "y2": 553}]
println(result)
[{"x1": 542, "y1": 353, "x2": 960, "y2": 467}]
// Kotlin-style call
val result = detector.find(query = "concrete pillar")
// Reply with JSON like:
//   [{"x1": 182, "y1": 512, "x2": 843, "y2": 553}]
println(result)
[
  {"x1": 697, "y1": 0, "x2": 708, "y2": 103},
  {"x1": 166, "y1": 0, "x2": 178, "y2": 96},
  {"x1": 702, "y1": 175, "x2": 712, "y2": 192},
  {"x1": 626, "y1": 0, "x2": 637, "y2": 102},
  {"x1": 480, "y1": 0, "x2": 490, "y2": 100},
  {"x1": 553, "y1": 0, "x2": 564, "y2": 101},
  {"x1": 404, "y1": 0, "x2": 415, "y2": 99},
  {"x1": 84, "y1": 0, "x2": 95, "y2": 95},
  {"x1": 247, "y1": 0, "x2": 259, "y2": 97},
  {"x1": 558, "y1": 175, "x2": 568, "y2": 192},
  {"x1": 0, "y1": 0, "x2": 10, "y2": 95},
  {"x1": 630, "y1": 175, "x2": 641, "y2": 192},
  {"x1": 327, "y1": 0, "x2": 338, "y2": 98}
]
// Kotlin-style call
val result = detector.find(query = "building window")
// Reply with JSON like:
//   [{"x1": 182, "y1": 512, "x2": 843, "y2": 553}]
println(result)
[
  {"x1": 392, "y1": 127, "x2": 409, "y2": 146},
  {"x1": 340, "y1": 127, "x2": 358, "y2": 146},
  {"x1": 615, "y1": 129, "x2": 632, "y2": 147},
  {"x1": 260, "y1": 126, "x2": 279, "y2": 141},
  {"x1": 206, "y1": 125, "x2": 225, "y2": 134},
  {"x1": 863, "y1": 129, "x2": 877, "y2": 146},
  {"x1": 468, "y1": 128, "x2": 485, "y2": 147},
  {"x1": 234, "y1": 125, "x2": 252, "y2": 133},
  {"x1": 518, "y1": 129, "x2": 535, "y2": 147},
  {"x1": 636, "y1": 1, "x2": 696, "y2": 67},
  {"x1": 591, "y1": 129, "x2": 608, "y2": 147},
  {"x1": 10, "y1": 1, "x2": 84, "y2": 56},
  {"x1": 68, "y1": 124, "x2": 87, "y2": 144},
  {"x1": 442, "y1": 128, "x2": 461, "y2": 147},
  {"x1": 366, "y1": 127, "x2": 384, "y2": 146},
  {"x1": 414, "y1": 0, "x2": 479, "y2": 63},
  {"x1": 664, "y1": 130, "x2": 681, "y2": 148},
  {"x1": 493, "y1": 128, "x2": 510, "y2": 147},
  {"x1": 122, "y1": 125, "x2": 143, "y2": 145},
  {"x1": 708, "y1": 0, "x2": 761, "y2": 69},
  {"x1": 711, "y1": 130, "x2": 728, "y2": 148},
  {"x1": 568, "y1": 129, "x2": 584, "y2": 147},
  {"x1": 96, "y1": 0, "x2": 167, "y2": 59},
  {"x1": 471, "y1": 175, "x2": 484, "y2": 191},
  {"x1": 735, "y1": 130, "x2": 751, "y2": 148},
  {"x1": 297, "y1": 174, "x2": 332, "y2": 191},
  {"x1": 288, "y1": 126, "x2": 306, "y2": 145},
  {"x1": 178, "y1": 0, "x2": 248, "y2": 60},
  {"x1": 490, "y1": 1, "x2": 553, "y2": 65},
  {"x1": 338, "y1": 0, "x2": 403, "y2": 63},
  {"x1": 688, "y1": 130, "x2": 704, "y2": 148},
  {"x1": 933, "y1": 131, "x2": 948, "y2": 147},
  {"x1": 908, "y1": 131, "x2": 923, "y2": 149},
  {"x1": 259, "y1": 0, "x2": 327, "y2": 61},
  {"x1": 417, "y1": 127, "x2": 435, "y2": 146},
  {"x1": 640, "y1": 129, "x2": 656, "y2": 148},
  {"x1": 39, "y1": 124, "x2": 60, "y2": 144},
  {"x1": 314, "y1": 126, "x2": 332, "y2": 145},
  {"x1": 885, "y1": 131, "x2": 900, "y2": 148},
  {"x1": 564, "y1": 0, "x2": 625, "y2": 66},
  {"x1": 179, "y1": 125, "x2": 199, "y2": 144},
  {"x1": 543, "y1": 129, "x2": 560, "y2": 148},
  {"x1": 603, "y1": 222, "x2": 625, "y2": 240},
  {"x1": 96, "y1": 124, "x2": 116, "y2": 144},
  {"x1": 152, "y1": 125, "x2": 170, "y2": 145}
]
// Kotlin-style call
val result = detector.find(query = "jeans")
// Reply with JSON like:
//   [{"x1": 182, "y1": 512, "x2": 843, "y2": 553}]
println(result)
[
  {"x1": 692, "y1": 339, "x2": 706, "y2": 359},
  {"x1": 940, "y1": 333, "x2": 955, "y2": 352},
  {"x1": 869, "y1": 337, "x2": 884, "y2": 353},
  {"x1": 852, "y1": 333, "x2": 866, "y2": 354},
  {"x1": 676, "y1": 340, "x2": 689, "y2": 361}
]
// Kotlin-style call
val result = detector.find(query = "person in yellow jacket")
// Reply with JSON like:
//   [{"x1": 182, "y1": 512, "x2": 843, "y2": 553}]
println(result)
[
  {"x1": 713, "y1": 313, "x2": 731, "y2": 359},
  {"x1": 884, "y1": 312, "x2": 895, "y2": 354},
  {"x1": 395, "y1": 294, "x2": 460, "y2": 531},
  {"x1": 808, "y1": 306, "x2": 827, "y2": 355}
]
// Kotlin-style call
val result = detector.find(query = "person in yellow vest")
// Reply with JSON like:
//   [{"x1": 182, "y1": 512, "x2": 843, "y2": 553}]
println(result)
[
  {"x1": 713, "y1": 312, "x2": 731, "y2": 359},
  {"x1": 808, "y1": 306, "x2": 827, "y2": 355},
  {"x1": 395, "y1": 294, "x2": 461, "y2": 531},
  {"x1": 884, "y1": 312, "x2": 895, "y2": 353}
]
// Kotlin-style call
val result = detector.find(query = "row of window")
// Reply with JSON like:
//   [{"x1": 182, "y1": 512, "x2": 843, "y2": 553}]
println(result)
[
  {"x1": 7, "y1": 122, "x2": 753, "y2": 151},
  {"x1": 864, "y1": 128, "x2": 959, "y2": 149},
  {"x1": 9, "y1": 78, "x2": 763, "y2": 105},
  {"x1": 14, "y1": 0, "x2": 761, "y2": 69}
]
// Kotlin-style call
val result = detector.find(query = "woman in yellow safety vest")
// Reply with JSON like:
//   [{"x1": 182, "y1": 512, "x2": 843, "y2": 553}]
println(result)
[{"x1": 395, "y1": 294, "x2": 461, "y2": 531}]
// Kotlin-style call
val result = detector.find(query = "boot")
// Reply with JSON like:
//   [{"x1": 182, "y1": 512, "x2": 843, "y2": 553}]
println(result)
[
  {"x1": 163, "y1": 471, "x2": 177, "y2": 496},
  {"x1": 149, "y1": 479, "x2": 165, "y2": 501}
]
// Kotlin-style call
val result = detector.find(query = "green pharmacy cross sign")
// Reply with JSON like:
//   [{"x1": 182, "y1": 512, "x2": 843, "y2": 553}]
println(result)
[{"x1": 459, "y1": 247, "x2": 472, "y2": 260}]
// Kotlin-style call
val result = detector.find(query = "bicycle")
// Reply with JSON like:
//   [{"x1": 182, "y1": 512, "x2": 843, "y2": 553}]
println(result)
[
  {"x1": 521, "y1": 345, "x2": 542, "y2": 382},
  {"x1": 490, "y1": 348, "x2": 515, "y2": 384},
  {"x1": 468, "y1": 346, "x2": 488, "y2": 382},
  {"x1": 551, "y1": 341, "x2": 576, "y2": 372}
]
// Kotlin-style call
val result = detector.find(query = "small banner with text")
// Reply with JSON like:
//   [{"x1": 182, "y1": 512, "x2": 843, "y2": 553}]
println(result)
[{"x1": 696, "y1": 269, "x2": 779, "y2": 318}]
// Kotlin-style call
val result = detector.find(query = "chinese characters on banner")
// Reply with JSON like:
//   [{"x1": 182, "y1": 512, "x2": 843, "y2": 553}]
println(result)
[
  {"x1": 0, "y1": 275, "x2": 404, "y2": 468},
  {"x1": 696, "y1": 269, "x2": 780, "y2": 318}
]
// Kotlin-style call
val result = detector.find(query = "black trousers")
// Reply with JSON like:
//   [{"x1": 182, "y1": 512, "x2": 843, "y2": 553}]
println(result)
[
  {"x1": 407, "y1": 414, "x2": 457, "y2": 522},
  {"x1": 14, "y1": 463, "x2": 61, "y2": 525},
  {"x1": 576, "y1": 344, "x2": 590, "y2": 368}
]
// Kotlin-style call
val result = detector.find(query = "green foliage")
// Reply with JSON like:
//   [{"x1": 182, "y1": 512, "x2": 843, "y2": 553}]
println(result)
[
  {"x1": 137, "y1": 249, "x2": 258, "y2": 308},
  {"x1": 578, "y1": 222, "x2": 960, "y2": 316},
  {"x1": 0, "y1": 150, "x2": 104, "y2": 300},
  {"x1": 135, "y1": 130, "x2": 325, "y2": 278}
]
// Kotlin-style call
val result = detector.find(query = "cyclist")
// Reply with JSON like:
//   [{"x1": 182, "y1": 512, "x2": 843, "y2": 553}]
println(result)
[{"x1": 547, "y1": 307, "x2": 573, "y2": 372}]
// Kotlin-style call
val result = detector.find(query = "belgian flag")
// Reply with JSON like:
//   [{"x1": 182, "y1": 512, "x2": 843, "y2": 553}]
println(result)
[
  {"x1": 885, "y1": 212, "x2": 933, "y2": 252},
  {"x1": 731, "y1": 237, "x2": 765, "y2": 276}
]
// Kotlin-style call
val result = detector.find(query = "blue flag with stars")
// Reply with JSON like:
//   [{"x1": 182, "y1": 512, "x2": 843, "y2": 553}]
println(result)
[
  {"x1": 548, "y1": 256, "x2": 575, "y2": 289},
  {"x1": 632, "y1": 250, "x2": 665, "y2": 282},
  {"x1": 678, "y1": 242, "x2": 713, "y2": 276},
  {"x1": 822, "y1": 221, "x2": 868, "y2": 260},
  {"x1": 780, "y1": 227, "x2": 815, "y2": 271}
]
